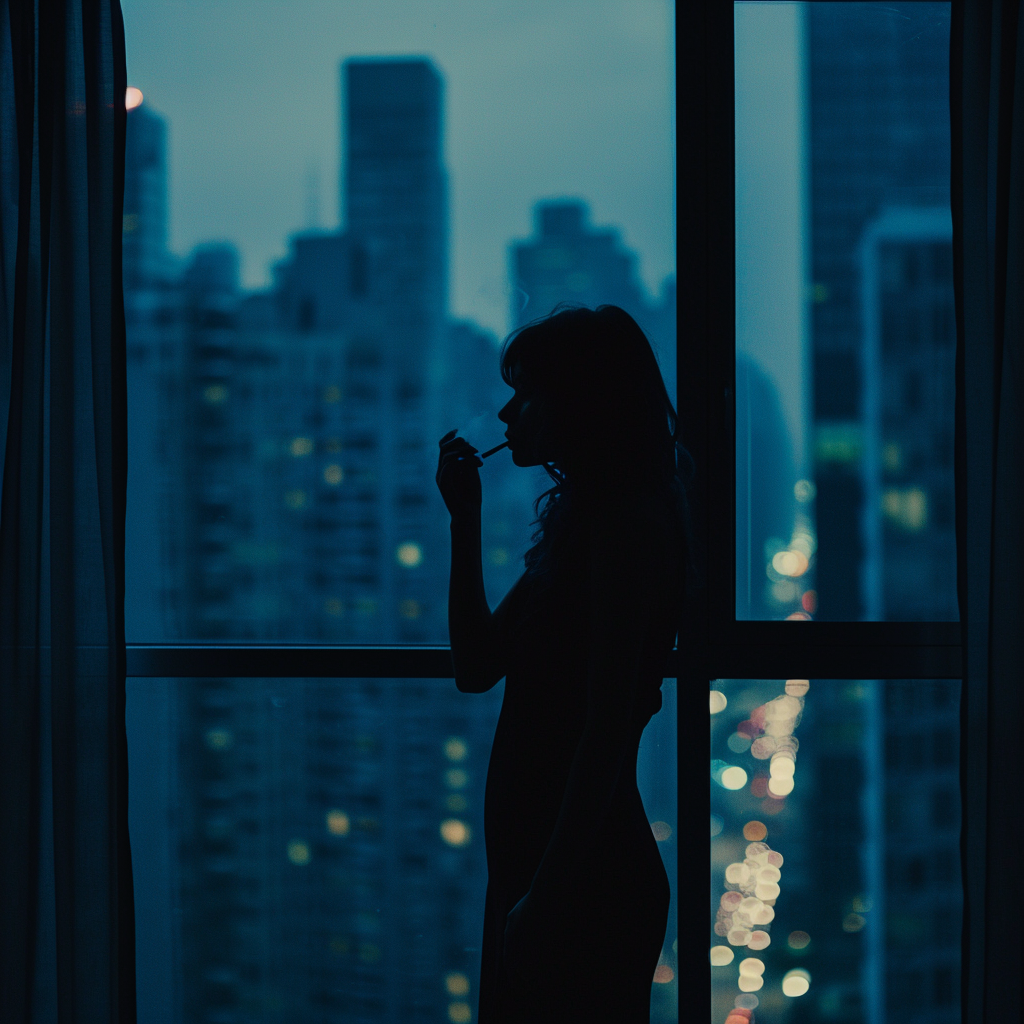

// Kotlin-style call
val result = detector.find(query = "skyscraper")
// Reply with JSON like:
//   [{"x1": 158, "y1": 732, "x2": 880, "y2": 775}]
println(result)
[
  {"x1": 808, "y1": 4, "x2": 951, "y2": 623},
  {"x1": 149, "y1": 58, "x2": 508, "y2": 1024},
  {"x1": 124, "y1": 100, "x2": 178, "y2": 640},
  {"x1": 805, "y1": 7, "x2": 960, "y2": 1021}
]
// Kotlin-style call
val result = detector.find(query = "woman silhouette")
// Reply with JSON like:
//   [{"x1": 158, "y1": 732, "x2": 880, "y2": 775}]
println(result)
[{"x1": 436, "y1": 305, "x2": 688, "y2": 1023}]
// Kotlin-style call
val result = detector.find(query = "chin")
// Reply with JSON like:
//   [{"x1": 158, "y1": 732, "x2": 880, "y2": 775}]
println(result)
[{"x1": 510, "y1": 448, "x2": 540, "y2": 468}]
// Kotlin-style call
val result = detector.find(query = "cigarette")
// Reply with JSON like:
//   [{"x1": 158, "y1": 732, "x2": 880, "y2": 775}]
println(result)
[{"x1": 480, "y1": 441, "x2": 509, "y2": 459}]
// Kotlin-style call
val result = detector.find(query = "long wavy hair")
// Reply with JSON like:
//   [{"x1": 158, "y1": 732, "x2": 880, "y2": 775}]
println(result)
[{"x1": 499, "y1": 304, "x2": 693, "y2": 580}]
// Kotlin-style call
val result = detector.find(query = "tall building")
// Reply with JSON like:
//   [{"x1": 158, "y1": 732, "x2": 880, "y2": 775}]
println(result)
[
  {"x1": 148, "y1": 58, "x2": 518, "y2": 1024},
  {"x1": 804, "y1": 7, "x2": 960, "y2": 1022},
  {"x1": 808, "y1": 4, "x2": 951, "y2": 623},
  {"x1": 124, "y1": 100, "x2": 179, "y2": 640},
  {"x1": 859, "y1": 207, "x2": 957, "y2": 622}
]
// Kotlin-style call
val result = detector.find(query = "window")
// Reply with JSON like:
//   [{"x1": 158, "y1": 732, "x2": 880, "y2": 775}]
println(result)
[
  {"x1": 124, "y1": 3, "x2": 966, "y2": 1023},
  {"x1": 123, "y1": 3, "x2": 677, "y2": 1022},
  {"x1": 679, "y1": 3, "x2": 962, "y2": 1022}
]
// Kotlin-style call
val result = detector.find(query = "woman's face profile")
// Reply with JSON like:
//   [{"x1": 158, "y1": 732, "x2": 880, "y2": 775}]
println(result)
[{"x1": 498, "y1": 361, "x2": 560, "y2": 467}]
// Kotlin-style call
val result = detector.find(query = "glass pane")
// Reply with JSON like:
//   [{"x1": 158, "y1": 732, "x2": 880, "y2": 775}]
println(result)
[
  {"x1": 128, "y1": 677, "x2": 678, "y2": 1022},
  {"x1": 122, "y1": 2, "x2": 676, "y2": 641},
  {"x1": 734, "y1": 3, "x2": 957, "y2": 621},
  {"x1": 709, "y1": 678, "x2": 961, "y2": 1022}
]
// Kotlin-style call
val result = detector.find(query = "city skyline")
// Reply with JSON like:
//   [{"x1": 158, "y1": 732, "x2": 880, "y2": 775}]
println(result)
[{"x1": 120, "y1": 0, "x2": 675, "y2": 341}]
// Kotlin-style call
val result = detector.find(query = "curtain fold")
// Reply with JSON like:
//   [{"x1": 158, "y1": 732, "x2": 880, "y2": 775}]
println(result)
[
  {"x1": 951, "y1": 1, "x2": 1024, "y2": 1021},
  {"x1": 0, "y1": 1, "x2": 134, "y2": 1021}
]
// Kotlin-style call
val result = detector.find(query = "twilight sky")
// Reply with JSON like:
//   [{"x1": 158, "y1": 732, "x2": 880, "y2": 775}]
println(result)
[{"x1": 121, "y1": 0, "x2": 675, "y2": 339}]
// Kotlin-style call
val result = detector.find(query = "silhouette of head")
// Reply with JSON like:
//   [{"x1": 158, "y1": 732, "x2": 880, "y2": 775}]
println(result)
[
  {"x1": 498, "y1": 304, "x2": 686, "y2": 575},
  {"x1": 498, "y1": 304, "x2": 678, "y2": 489}
]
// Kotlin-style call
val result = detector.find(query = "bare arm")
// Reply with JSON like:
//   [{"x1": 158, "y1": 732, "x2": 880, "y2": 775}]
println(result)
[
  {"x1": 448, "y1": 512, "x2": 515, "y2": 692},
  {"x1": 437, "y1": 430, "x2": 514, "y2": 692}
]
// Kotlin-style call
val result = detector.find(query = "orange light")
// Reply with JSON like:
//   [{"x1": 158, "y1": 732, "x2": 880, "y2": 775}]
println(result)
[
  {"x1": 125, "y1": 87, "x2": 143, "y2": 110},
  {"x1": 801, "y1": 590, "x2": 818, "y2": 613},
  {"x1": 742, "y1": 820, "x2": 767, "y2": 841},
  {"x1": 652, "y1": 964, "x2": 674, "y2": 984}
]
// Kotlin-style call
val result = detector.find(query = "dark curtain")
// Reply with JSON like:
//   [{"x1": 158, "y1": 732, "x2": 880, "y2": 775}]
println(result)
[
  {"x1": 0, "y1": 1, "x2": 134, "y2": 1021},
  {"x1": 952, "y1": 1, "x2": 1023, "y2": 1021}
]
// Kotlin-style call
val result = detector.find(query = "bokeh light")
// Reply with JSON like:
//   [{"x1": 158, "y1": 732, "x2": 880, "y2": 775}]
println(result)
[
  {"x1": 709, "y1": 945, "x2": 735, "y2": 966},
  {"x1": 440, "y1": 819, "x2": 471, "y2": 847},
  {"x1": 788, "y1": 930, "x2": 811, "y2": 950},
  {"x1": 742, "y1": 820, "x2": 767, "y2": 841},
  {"x1": 711, "y1": 815, "x2": 724, "y2": 837},
  {"x1": 445, "y1": 972, "x2": 470, "y2": 996},
  {"x1": 444, "y1": 736, "x2": 468, "y2": 761},
  {"x1": 286, "y1": 840, "x2": 311, "y2": 865},
  {"x1": 651, "y1": 820, "x2": 673, "y2": 842},
  {"x1": 738, "y1": 957, "x2": 765, "y2": 976},
  {"x1": 125, "y1": 86, "x2": 143, "y2": 109},
  {"x1": 737, "y1": 975, "x2": 764, "y2": 992},
  {"x1": 652, "y1": 964, "x2": 675, "y2": 983},
  {"x1": 710, "y1": 690, "x2": 728, "y2": 714},
  {"x1": 396, "y1": 541, "x2": 424, "y2": 567},
  {"x1": 727, "y1": 732, "x2": 752, "y2": 753},
  {"x1": 746, "y1": 930, "x2": 771, "y2": 950},
  {"x1": 204, "y1": 727, "x2": 233, "y2": 750},
  {"x1": 782, "y1": 968, "x2": 811, "y2": 997},
  {"x1": 325, "y1": 809, "x2": 350, "y2": 835},
  {"x1": 767, "y1": 776, "x2": 795, "y2": 797},
  {"x1": 725, "y1": 862, "x2": 751, "y2": 885},
  {"x1": 721, "y1": 766, "x2": 748, "y2": 790}
]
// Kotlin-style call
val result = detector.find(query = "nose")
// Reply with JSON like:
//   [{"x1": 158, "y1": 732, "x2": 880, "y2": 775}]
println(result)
[{"x1": 498, "y1": 399, "x2": 513, "y2": 424}]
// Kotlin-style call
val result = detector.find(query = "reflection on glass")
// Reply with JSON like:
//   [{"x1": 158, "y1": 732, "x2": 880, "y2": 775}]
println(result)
[
  {"x1": 123, "y1": 2, "x2": 676, "y2": 642},
  {"x1": 128, "y1": 677, "x2": 677, "y2": 1022},
  {"x1": 735, "y1": 2, "x2": 956, "y2": 621},
  {"x1": 710, "y1": 678, "x2": 961, "y2": 1023}
]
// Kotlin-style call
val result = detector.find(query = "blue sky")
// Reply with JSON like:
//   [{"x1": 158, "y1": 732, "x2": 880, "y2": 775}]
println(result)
[{"x1": 121, "y1": 0, "x2": 675, "y2": 338}]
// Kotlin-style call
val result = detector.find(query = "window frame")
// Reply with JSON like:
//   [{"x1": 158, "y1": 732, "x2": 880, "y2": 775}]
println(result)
[
  {"x1": 676, "y1": 0, "x2": 961, "y2": 685},
  {"x1": 123, "y1": 5, "x2": 965, "y2": 1022}
]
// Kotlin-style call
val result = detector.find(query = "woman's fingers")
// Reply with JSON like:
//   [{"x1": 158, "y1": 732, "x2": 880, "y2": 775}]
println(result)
[{"x1": 440, "y1": 437, "x2": 477, "y2": 454}]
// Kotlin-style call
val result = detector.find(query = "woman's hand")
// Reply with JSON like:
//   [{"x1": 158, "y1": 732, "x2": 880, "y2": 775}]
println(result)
[{"x1": 436, "y1": 429, "x2": 483, "y2": 519}]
